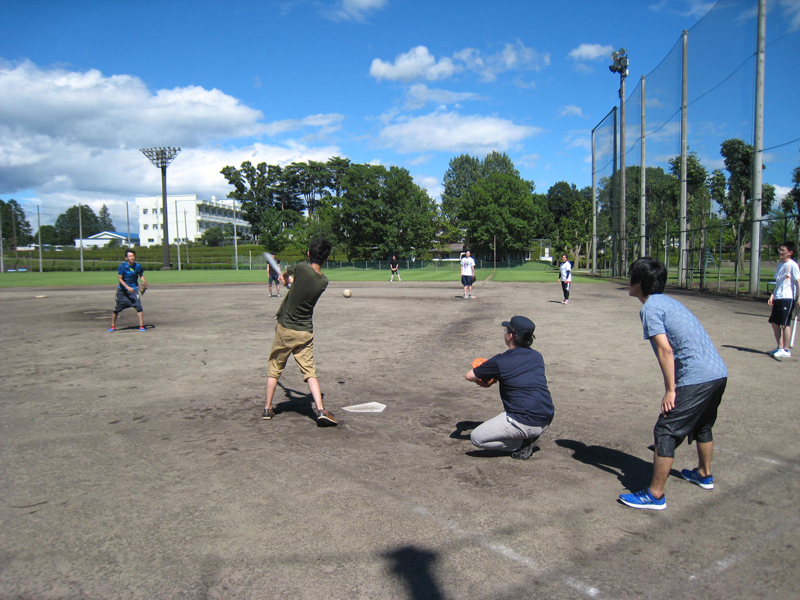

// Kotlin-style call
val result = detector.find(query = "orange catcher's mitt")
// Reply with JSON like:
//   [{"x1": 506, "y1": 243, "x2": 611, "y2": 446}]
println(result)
[{"x1": 471, "y1": 357, "x2": 497, "y2": 385}]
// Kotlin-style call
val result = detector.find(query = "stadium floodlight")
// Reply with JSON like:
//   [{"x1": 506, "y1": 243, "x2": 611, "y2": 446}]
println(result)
[
  {"x1": 609, "y1": 49, "x2": 628, "y2": 275},
  {"x1": 140, "y1": 147, "x2": 181, "y2": 269}
]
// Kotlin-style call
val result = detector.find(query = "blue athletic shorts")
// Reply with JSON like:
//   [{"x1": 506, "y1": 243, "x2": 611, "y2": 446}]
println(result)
[{"x1": 768, "y1": 298, "x2": 795, "y2": 326}]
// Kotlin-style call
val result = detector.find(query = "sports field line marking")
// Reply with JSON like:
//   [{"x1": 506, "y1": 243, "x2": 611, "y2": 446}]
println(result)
[
  {"x1": 718, "y1": 448, "x2": 800, "y2": 473},
  {"x1": 688, "y1": 517, "x2": 800, "y2": 583},
  {"x1": 413, "y1": 506, "x2": 603, "y2": 598}
]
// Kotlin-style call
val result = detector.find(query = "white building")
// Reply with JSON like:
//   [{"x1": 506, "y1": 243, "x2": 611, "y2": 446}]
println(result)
[
  {"x1": 135, "y1": 194, "x2": 251, "y2": 247},
  {"x1": 74, "y1": 231, "x2": 140, "y2": 248}
]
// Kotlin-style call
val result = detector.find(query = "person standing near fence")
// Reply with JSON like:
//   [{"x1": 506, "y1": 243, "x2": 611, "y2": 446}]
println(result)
[
  {"x1": 267, "y1": 254, "x2": 281, "y2": 297},
  {"x1": 461, "y1": 251, "x2": 476, "y2": 299},
  {"x1": 389, "y1": 255, "x2": 401, "y2": 282},
  {"x1": 558, "y1": 254, "x2": 572, "y2": 304},
  {"x1": 109, "y1": 249, "x2": 148, "y2": 332},
  {"x1": 767, "y1": 241, "x2": 799, "y2": 358}
]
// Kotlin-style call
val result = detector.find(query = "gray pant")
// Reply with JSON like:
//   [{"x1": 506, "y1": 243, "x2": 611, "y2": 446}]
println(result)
[{"x1": 470, "y1": 411, "x2": 548, "y2": 451}]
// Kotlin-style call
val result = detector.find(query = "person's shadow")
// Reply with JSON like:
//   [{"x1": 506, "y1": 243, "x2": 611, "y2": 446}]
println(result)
[
  {"x1": 384, "y1": 546, "x2": 446, "y2": 600},
  {"x1": 271, "y1": 382, "x2": 318, "y2": 423},
  {"x1": 556, "y1": 439, "x2": 680, "y2": 491}
]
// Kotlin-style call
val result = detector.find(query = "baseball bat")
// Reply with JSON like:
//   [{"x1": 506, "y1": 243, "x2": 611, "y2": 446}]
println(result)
[
  {"x1": 791, "y1": 304, "x2": 798, "y2": 348},
  {"x1": 264, "y1": 252, "x2": 281, "y2": 274}
]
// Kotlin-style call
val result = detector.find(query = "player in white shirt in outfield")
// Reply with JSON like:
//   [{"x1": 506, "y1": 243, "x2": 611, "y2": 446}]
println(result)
[
  {"x1": 461, "y1": 251, "x2": 476, "y2": 299},
  {"x1": 767, "y1": 241, "x2": 800, "y2": 358},
  {"x1": 558, "y1": 254, "x2": 572, "y2": 304}
]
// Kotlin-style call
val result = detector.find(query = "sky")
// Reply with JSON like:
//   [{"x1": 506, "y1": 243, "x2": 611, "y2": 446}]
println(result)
[{"x1": 0, "y1": 0, "x2": 798, "y2": 231}]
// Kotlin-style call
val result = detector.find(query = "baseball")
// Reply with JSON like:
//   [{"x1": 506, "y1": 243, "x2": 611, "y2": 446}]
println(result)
[{"x1": 343, "y1": 289, "x2": 352, "y2": 298}]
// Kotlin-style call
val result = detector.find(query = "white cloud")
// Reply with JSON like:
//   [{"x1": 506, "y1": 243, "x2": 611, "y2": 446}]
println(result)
[
  {"x1": 404, "y1": 84, "x2": 484, "y2": 110},
  {"x1": 518, "y1": 154, "x2": 540, "y2": 169},
  {"x1": 329, "y1": 0, "x2": 388, "y2": 22},
  {"x1": 568, "y1": 43, "x2": 614, "y2": 62},
  {"x1": 0, "y1": 60, "x2": 345, "y2": 226},
  {"x1": 780, "y1": 0, "x2": 800, "y2": 31},
  {"x1": 378, "y1": 111, "x2": 542, "y2": 154},
  {"x1": 370, "y1": 41, "x2": 550, "y2": 83},
  {"x1": 370, "y1": 47, "x2": 459, "y2": 82},
  {"x1": 774, "y1": 184, "x2": 792, "y2": 200},
  {"x1": 559, "y1": 105, "x2": 586, "y2": 119},
  {"x1": 414, "y1": 175, "x2": 442, "y2": 199}
]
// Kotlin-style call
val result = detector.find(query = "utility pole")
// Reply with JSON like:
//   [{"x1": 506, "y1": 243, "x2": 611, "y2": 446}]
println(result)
[
  {"x1": 639, "y1": 75, "x2": 647, "y2": 257},
  {"x1": 140, "y1": 147, "x2": 181, "y2": 269},
  {"x1": 78, "y1": 204, "x2": 84, "y2": 273}
]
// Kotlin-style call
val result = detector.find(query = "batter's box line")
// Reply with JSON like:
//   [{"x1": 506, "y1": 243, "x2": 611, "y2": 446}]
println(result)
[
  {"x1": 412, "y1": 506, "x2": 604, "y2": 598},
  {"x1": 717, "y1": 448, "x2": 800, "y2": 473}
]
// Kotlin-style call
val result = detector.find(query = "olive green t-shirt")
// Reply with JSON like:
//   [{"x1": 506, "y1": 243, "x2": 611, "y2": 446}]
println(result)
[{"x1": 275, "y1": 262, "x2": 328, "y2": 332}]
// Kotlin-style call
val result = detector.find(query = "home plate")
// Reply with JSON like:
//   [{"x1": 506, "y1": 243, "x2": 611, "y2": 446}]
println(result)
[{"x1": 343, "y1": 402, "x2": 386, "y2": 413}]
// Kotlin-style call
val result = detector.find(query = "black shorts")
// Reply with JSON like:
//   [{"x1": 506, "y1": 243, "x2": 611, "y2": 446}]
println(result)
[
  {"x1": 269, "y1": 272, "x2": 280, "y2": 285},
  {"x1": 461, "y1": 275, "x2": 475, "y2": 287},
  {"x1": 654, "y1": 377, "x2": 726, "y2": 458},
  {"x1": 114, "y1": 288, "x2": 143, "y2": 313},
  {"x1": 768, "y1": 298, "x2": 796, "y2": 326}
]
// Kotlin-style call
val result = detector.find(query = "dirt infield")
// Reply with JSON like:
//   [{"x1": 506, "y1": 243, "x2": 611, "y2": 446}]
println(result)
[{"x1": 1, "y1": 278, "x2": 798, "y2": 599}]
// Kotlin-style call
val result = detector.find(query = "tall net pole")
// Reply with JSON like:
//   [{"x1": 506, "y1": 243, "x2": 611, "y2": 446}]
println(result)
[
  {"x1": 610, "y1": 49, "x2": 629, "y2": 276},
  {"x1": 679, "y1": 31, "x2": 689, "y2": 287},
  {"x1": 140, "y1": 147, "x2": 181, "y2": 269},
  {"x1": 749, "y1": 0, "x2": 766, "y2": 295}
]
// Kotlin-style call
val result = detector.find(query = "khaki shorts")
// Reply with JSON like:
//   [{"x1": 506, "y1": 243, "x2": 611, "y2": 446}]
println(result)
[{"x1": 267, "y1": 323, "x2": 317, "y2": 381}]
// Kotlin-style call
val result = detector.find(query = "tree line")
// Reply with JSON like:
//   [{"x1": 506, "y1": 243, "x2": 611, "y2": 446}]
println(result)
[{"x1": 0, "y1": 202, "x2": 115, "y2": 248}]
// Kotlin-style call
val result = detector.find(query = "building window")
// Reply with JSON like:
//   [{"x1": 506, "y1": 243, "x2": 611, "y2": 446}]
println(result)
[
  {"x1": 153, "y1": 224, "x2": 158, "y2": 229},
  {"x1": 143, "y1": 224, "x2": 149, "y2": 230},
  {"x1": 148, "y1": 238, "x2": 154, "y2": 243},
  {"x1": 142, "y1": 208, "x2": 148, "y2": 215},
  {"x1": 153, "y1": 208, "x2": 158, "y2": 215}
]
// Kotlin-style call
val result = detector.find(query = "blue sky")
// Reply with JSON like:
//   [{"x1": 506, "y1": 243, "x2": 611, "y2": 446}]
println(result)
[{"x1": 0, "y1": 0, "x2": 798, "y2": 230}]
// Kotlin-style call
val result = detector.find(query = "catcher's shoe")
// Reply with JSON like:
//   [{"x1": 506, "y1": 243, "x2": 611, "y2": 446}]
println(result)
[{"x1": 317, "y1": 409, "x2": 338, "y2": 426}]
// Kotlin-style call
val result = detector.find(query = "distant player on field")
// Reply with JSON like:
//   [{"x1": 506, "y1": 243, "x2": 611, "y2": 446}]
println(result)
[
  {"x1": 389, "y1": 255, "x2": 401, "y2": 282},
  {"x1": 461, "y1": 250, "x2": 476, "y2": 299},
  {"x1": 767, "y1": 241, "x2": 799, "y2": 358},
  {"x1": 267, "y1": 253, "x2": 281, "y2": 297},
  {"x1": 109, "y1": 249, "x2": 148, "y2": 332},
  {"x1": 619, "y1": 257, "x2": 728, "y2": 511},
  {"x1": 262, "y1": 238, "x2": 337, "y2": 427},
  {"x1": 558, "y1": 254, "x2": 572, "y2": 304}
]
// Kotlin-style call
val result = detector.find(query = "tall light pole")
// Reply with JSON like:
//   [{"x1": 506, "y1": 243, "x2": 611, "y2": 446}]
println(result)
[
  {"x1": 140, "y1": 147, "x2": 180, "y2": 269},
  {"x1": 610, "y1": 48, "x2": 628, "y2": 275}
]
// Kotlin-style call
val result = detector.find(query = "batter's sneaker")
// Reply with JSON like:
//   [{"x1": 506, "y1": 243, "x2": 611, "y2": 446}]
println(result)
[
  {"x1": 619, "y1": 488, "x2": 666, "y2": 510},
  {"x1": 511, "y1": 437, "x2": 538, "y2": 460},
  {"x1": 681, "y1": 468, "x2": 714, "y2": 489},
  {"x1": 317, "y1": 409, "x2": 338, "y2": 426},
  {"x1": 262, "y1": 407, "x2": 275, "y2": 420}
]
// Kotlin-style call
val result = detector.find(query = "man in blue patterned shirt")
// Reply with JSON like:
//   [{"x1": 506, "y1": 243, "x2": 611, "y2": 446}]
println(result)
[
  {"x1": 109, "y1": 249, "x2": 148, "y2": 332},
  {"x1": 620, "y1": 257, "x2": 728, "y2": 511}
]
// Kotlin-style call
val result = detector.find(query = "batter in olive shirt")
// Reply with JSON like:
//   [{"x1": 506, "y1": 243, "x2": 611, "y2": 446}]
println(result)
[{"x1": 275, "y1": 262, "x2": 329, "y2": 332}]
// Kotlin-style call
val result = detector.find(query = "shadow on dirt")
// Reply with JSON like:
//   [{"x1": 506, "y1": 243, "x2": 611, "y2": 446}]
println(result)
[
  {"x1": 384, "y1": 546, "x2": 445, "y2": 600},
  {"x1": 556, "y1": 439, "x2": 680, "y2": 491},
  {"x1": 272, "y1": 382, "x2": 317, "y2": 422}
]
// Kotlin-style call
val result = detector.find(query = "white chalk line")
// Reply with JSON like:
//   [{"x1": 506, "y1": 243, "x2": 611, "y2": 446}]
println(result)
[
  {"x1": 688, "y1": 517, "x2": 800, "y2": 583},
  {"x1": 413, "y1": 506, "x2": 603, "y2": 598},
  {"x1": 718, "y1": 447, "x2": 800, "y2": 473}
]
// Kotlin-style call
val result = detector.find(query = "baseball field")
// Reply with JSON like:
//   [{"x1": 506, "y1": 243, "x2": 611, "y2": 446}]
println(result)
[{"x1": 1, "y1": 278, "x2": 797, "y2": 599}]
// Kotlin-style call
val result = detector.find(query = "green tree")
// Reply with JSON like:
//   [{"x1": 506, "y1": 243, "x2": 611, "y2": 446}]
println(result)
[
  {"x1": 220, "y1": 161, "x2": 274, "y2": 238},
  {"x1": 338, "y1": 164, "x2": 389, "y2": 259},
  {"x1": 381, "y1": 166, "x2": 438, "y2": 257},
  {"x1": 459, "y1": 173, "x2": 538, "y2": 257},
  {"x1": 54, "y1": 205, "x2": 100, "y2": 246},
  {"x1": 259, "y1": 207, "x2": 290, "y2": 255},
  {"x1": 98, "y1": 204, "x2": 115, "y2": 231},
  {"x1": 441, "y1": 154, "x2": 482, "y2": 229},
  {"x1": 35, "y1": 224, "x2": 59, "y2": 246},
  {"x1": 200, "y1": 227, "x2": 225, "y2": 247},
  {"x1": 0, "y1": 199, "x2": 33, "y2": 247}
]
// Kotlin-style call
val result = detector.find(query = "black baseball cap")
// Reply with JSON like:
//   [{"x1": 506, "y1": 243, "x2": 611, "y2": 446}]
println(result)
[{"x1": 501, "y1": 316, "x2": 535, "y2": 334}]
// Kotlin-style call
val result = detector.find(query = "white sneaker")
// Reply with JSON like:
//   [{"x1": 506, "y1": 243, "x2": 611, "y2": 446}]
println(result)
[
  {"x1": 774, "y1": 348, "x2": 791, "y2": 358},
  {"x1": 769, "y1": 347, "x2": 781, "y2": 356}
]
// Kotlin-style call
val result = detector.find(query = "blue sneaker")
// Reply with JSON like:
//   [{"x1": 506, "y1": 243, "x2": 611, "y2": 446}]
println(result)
[
  {"x1": 681, "y1": 468, "x2": 714, "y2": 490},
  {"x1": 619, "y1": 488, "x2": 666, "y2": 510}
]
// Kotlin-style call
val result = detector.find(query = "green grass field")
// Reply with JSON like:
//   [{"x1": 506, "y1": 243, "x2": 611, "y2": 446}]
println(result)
[{"x1": 0, "y1": 263, "x2": 600, "y2": 287}]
